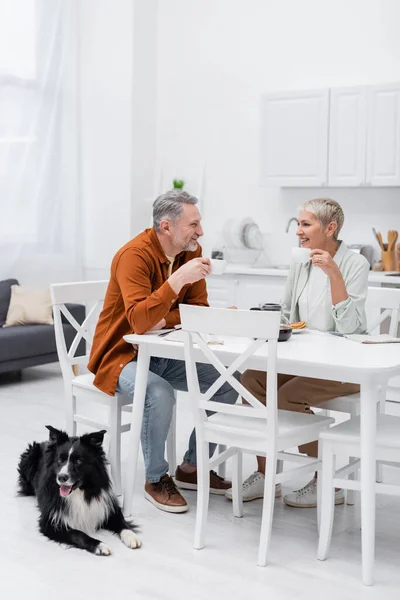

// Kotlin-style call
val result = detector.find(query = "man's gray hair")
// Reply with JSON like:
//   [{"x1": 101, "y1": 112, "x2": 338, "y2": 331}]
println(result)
[
  {"x1": 298, "y1": 197, "x2": 344, "y2": 240},
  {"x1": 153, "y1": 189, "x2": 198, "y2": 231}
]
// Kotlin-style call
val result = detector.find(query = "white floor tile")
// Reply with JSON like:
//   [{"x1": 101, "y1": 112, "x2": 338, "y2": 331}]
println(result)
[{"x1": 1, "y1": 365, "x2": 400, "y2": 598}]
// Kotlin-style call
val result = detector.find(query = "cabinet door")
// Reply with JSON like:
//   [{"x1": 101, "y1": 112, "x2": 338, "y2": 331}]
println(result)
[
  {"x1": 366, "y1": 83, "x2": 400, "y2": 186},
  {"x1": 206, "y1": 276, "x2": 238, "y2": 308},
  {"x1": 328, "y1": 87, "x2": 367, "y2": 186},
  {"x1": 260, "y1": 89, "x2": 329, "y2": 187},
  {"x1": 234, "y1": 276, "x2": 285, "y2": 310}
]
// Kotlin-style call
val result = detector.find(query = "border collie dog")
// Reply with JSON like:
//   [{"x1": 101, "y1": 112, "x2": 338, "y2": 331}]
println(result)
[{"x1": 17, "y1": 426, "x2": 140, "y2": 555}]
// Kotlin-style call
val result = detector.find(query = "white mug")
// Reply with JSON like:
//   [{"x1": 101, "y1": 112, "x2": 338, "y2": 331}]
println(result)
[
  {"x1": 291, "y1": 247, "x2": 311, "y2": 264},
  {"x1": 209, "y1": 258, "x2": 227, "y2": 275}
]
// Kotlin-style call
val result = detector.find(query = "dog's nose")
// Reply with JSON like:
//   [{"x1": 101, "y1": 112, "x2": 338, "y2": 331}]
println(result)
[{"x1": 58, "y1": 474, "x2": 69, "y2": 484}]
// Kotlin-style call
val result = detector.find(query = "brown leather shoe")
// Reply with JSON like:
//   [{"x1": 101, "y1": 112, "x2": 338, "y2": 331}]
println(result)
[
  {"x1": 144, "y1": 474, "x2": 188, "y2": 513},
  {"x1": 174, "y1": 465, "x2": 231, "y2": 495}
]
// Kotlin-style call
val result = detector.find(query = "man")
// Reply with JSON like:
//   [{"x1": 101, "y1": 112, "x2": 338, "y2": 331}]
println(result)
[{"x1": 88, "y1": 190, "x2": 237, "y2": 513}]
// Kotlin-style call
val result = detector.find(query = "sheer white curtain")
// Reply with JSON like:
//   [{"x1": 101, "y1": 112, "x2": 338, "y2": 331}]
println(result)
[{"x1": 0, "y1": 0, "x2": 82, "y2": 285}]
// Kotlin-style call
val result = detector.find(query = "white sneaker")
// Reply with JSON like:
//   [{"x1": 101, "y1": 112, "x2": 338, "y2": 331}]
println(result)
[
  {"x1": 225, "y1": 471, "x2": 282, "y2": 502},
  {"x1": 283, "y1": 476, "x2": 345, "y2": 508}
]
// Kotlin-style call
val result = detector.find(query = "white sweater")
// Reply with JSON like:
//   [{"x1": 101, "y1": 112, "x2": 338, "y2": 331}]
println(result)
[{"x1": 282, "y1": 241, "x2": 369, "y2": 334}]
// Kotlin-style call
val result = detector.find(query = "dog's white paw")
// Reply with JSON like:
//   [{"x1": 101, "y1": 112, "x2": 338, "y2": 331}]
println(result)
[
  {"x1": 95, "y1": 542, "x2": 112, "y2": 556},
  {"x1": 120, "y1": 529, "x2": 141, "y2": 549}
]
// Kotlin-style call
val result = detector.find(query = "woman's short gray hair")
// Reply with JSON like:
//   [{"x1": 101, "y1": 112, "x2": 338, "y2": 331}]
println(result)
[
  {"x1": 153, "y1": 190, "x2": 198, "y2": 231},
  {"x1": 298, "y1": 197, "x2": 344, "y2": 240}
]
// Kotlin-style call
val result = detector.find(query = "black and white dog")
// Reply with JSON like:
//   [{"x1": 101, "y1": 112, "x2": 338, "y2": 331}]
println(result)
[{"x1": 17, "y1": 426, "x2": 140, "y2": 556}]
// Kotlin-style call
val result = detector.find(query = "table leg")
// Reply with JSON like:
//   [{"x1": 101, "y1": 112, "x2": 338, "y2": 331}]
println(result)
[
  {"x1": 360, "y1": 381, "x2": 378, "y2": 586},
  {"x1": 123, "y1": 344, "x2": 150, "y2": 518}
]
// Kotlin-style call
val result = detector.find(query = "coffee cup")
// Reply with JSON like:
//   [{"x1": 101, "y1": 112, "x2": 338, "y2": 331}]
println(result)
[
  {"x1": 209, "y1": 258, "x2": 227, "y2": 275},
  {"x1": 291, "y1": 247, "x2": 311, "y2": 264}
]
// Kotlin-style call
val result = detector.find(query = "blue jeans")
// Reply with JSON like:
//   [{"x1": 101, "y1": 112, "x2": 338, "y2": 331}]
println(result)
[{"x1": 117, "y1": 358, "x2": 238, "y2": 483}]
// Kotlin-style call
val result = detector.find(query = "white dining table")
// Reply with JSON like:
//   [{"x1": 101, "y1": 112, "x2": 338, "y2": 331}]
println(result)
[{"x1": 123, "y1": 329, "x2": 400, "y2": 585}]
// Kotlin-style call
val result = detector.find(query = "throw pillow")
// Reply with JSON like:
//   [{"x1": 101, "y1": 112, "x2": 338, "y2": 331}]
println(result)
[{"x1": 3, "y1": 285, "x2": 53, "y2": 327}]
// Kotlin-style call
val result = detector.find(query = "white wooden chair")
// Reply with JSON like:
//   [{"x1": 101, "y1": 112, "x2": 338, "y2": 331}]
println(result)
[
  {"x1": 314, "y1": 286, "x2": 400, "y2": 502},
  {"x1": 317, "y1": 287, "x2": 400, "y2": 416},
  {"x1": 50, "y1": 280, "x2": 178, "y2": 496},
  {"x1": 317, "y1": 412, "x2": 400, "y2": 584},
  {"x1": 180, "y1": 304, "x2": 334, "y2": 566}
]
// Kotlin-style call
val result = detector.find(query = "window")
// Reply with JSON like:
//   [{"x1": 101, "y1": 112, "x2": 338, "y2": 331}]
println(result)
[
  {"x1": 0, "y1": 0, "x2": 36, "y2": 79},
  {"x1": 0, "y1": 1, "x2": 39, "y2": 242}
]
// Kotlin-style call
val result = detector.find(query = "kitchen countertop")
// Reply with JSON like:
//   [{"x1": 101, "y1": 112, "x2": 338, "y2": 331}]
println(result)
[{"x1": 213, "y1": 264, "x2": 400, "y2": 285}]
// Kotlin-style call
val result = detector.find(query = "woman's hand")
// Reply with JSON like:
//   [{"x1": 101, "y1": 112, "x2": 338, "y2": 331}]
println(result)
[
  {"x1": 311, "y1": 249, "x2": 348, "y2": 305},
  {"x1": 310, "y1": 249, "x2": 340, "y2": 277}
]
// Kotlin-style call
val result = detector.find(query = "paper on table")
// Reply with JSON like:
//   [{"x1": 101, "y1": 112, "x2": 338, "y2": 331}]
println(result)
[
  {"x1": 344, "y1": 334, "x2": 400, "y2": 344},
  {"x1": 160, "y1": 329, "x2": 224, "y2": 345}
]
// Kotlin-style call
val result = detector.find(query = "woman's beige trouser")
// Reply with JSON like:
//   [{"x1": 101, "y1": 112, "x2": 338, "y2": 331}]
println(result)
[{"x1": 241, "y1": 370, "x2": 360, "y2": 457}]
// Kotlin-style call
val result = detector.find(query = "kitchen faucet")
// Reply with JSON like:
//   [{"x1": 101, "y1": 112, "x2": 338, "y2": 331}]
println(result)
[{"x1": 286, "y1": 217, "x2": 300, "y2": 246}]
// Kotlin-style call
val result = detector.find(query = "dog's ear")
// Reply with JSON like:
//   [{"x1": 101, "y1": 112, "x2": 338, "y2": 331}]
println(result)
[
  {"x1": 80, "y1": 430, "x2": 107, "y2": 448},
  {"x1": 45, "y1": 425, "x2": 69, "y2": 445}
]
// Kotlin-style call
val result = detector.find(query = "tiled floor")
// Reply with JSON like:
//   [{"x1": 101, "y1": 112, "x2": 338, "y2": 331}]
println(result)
[{"x1": 1, "y1": 364, "x2": 400, "y2": 599}]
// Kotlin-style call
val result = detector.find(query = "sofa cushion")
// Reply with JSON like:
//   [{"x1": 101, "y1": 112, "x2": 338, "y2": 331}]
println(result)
[
  {"x1": 3, "y1": 284, "x2": 53, "y2": 327},
  {"x1": 0, "y1": 279, "x2": 19, "y2": 327},
  {"x1": 0, "y1": 324, "x2": 75, "y2": 363}
]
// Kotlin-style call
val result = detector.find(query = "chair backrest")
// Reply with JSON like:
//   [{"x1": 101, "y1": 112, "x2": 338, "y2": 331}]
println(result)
[
  {"x1": 180, "y1": 304, "x2": 281, "y2": 443},
  {"x1": 366, "y1": 287, "x2": 400, "y2": 337},
  {"x1": 50, "y1": 280, "x2": 109, "y2": 383}
]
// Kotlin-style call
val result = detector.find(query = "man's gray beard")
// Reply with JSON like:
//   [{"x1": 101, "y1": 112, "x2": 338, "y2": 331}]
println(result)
[{"x1": 183, "y1": 241, "x2": 198, "y2": 252}]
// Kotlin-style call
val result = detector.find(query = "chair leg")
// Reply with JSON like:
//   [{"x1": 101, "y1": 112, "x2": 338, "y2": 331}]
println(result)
[
  {"x1": 66, "y1": 388, "x2": 77, "y2": 436},
  {"x1": 194, "y1": 441, "x2": 210, "y2": 550},
  {"x1": 123, "y1": 345, "x2": 150, "y2": 518},
  {"x1": 346, "y1": 459, "x2": 357, "y2": 506},
  {"x1": 109, "y1": 399, "x2": 122, "y2": 497},
  {"x1": 257, "y1": 453, "x2": 277, "y2": 566},
  {"x1": 317, "y1": 443, "x2": 322, "y2": 533},
  {"x1": 376, "y1": 388, "x2": 385, "y2": 484},
  {"x1": 217, "y1": 444, "x2": 227, "y2": 478},
  {"x1": 347, "y1": 404, "x2": 358, "y2": 505},
  {"x1": 232, "y1": 450, "x2": 243, "y2": 518},
  {"x1": 318, "y1": 441, "x2": 336, "y2": 561},
  {"x1": 167, "y1": 400, "x2": 177, "y2": 475}
]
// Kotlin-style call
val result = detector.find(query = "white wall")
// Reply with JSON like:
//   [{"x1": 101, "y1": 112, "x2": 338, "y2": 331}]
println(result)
[
  {"x1": 78, "y1": 0, "x2": 400, "y2": 275},
  {"x1": 79, "y1": 0, "x2": 159, "y2": 279},
  {"x1": 156, "y1": 0, "x2": 400, "y2": 260},
  {"x1": 79, "y1": 0, "x2": 134, "y2": 279},
  {"x1": 131, "y1": 0, "x2": 158, "y2": 238}
]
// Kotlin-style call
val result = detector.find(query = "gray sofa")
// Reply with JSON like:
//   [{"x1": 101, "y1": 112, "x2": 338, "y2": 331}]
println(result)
[{"x1": 0, "y1": 278, "x2": 85, "y2": 376}]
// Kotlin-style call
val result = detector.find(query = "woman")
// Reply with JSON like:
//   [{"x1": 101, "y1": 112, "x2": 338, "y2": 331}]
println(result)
[{"x1": 225, "y1": 198, "x2": 369, "y2": 508}]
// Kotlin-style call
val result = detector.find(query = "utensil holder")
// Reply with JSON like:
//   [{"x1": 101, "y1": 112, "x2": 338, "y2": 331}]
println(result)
[{"x1": 382, "y1": 249, "x2": 395, "y2": 271}]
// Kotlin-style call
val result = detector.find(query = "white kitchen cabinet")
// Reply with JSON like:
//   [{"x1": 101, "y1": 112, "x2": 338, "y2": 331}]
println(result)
[
  {"x1": 328, "y1": 87, "x2": 368, "y2": 186},
  {"x1": 260, "y1": 89, "x2": 330, "y2": 187},
  {"x1": 207, "y1": 274, "x2": 285, "y2": 309},
  {"x1": 366, "y1": 83, "x2": 400, "y2": 186},
  {"x1": 206, "y1": 276, "x2": 239, "y2": 308},
  {"x1": 261, "y1": 83, "x2": 400, "y2": 188},
  {"x1": 234, "y1": 276, "x2": 285, "y2": 309}
]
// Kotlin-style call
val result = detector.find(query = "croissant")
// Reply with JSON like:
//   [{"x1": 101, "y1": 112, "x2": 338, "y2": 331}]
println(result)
[{"x1": 291, "y1": 321, "x2": 307, "y2": 330}]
